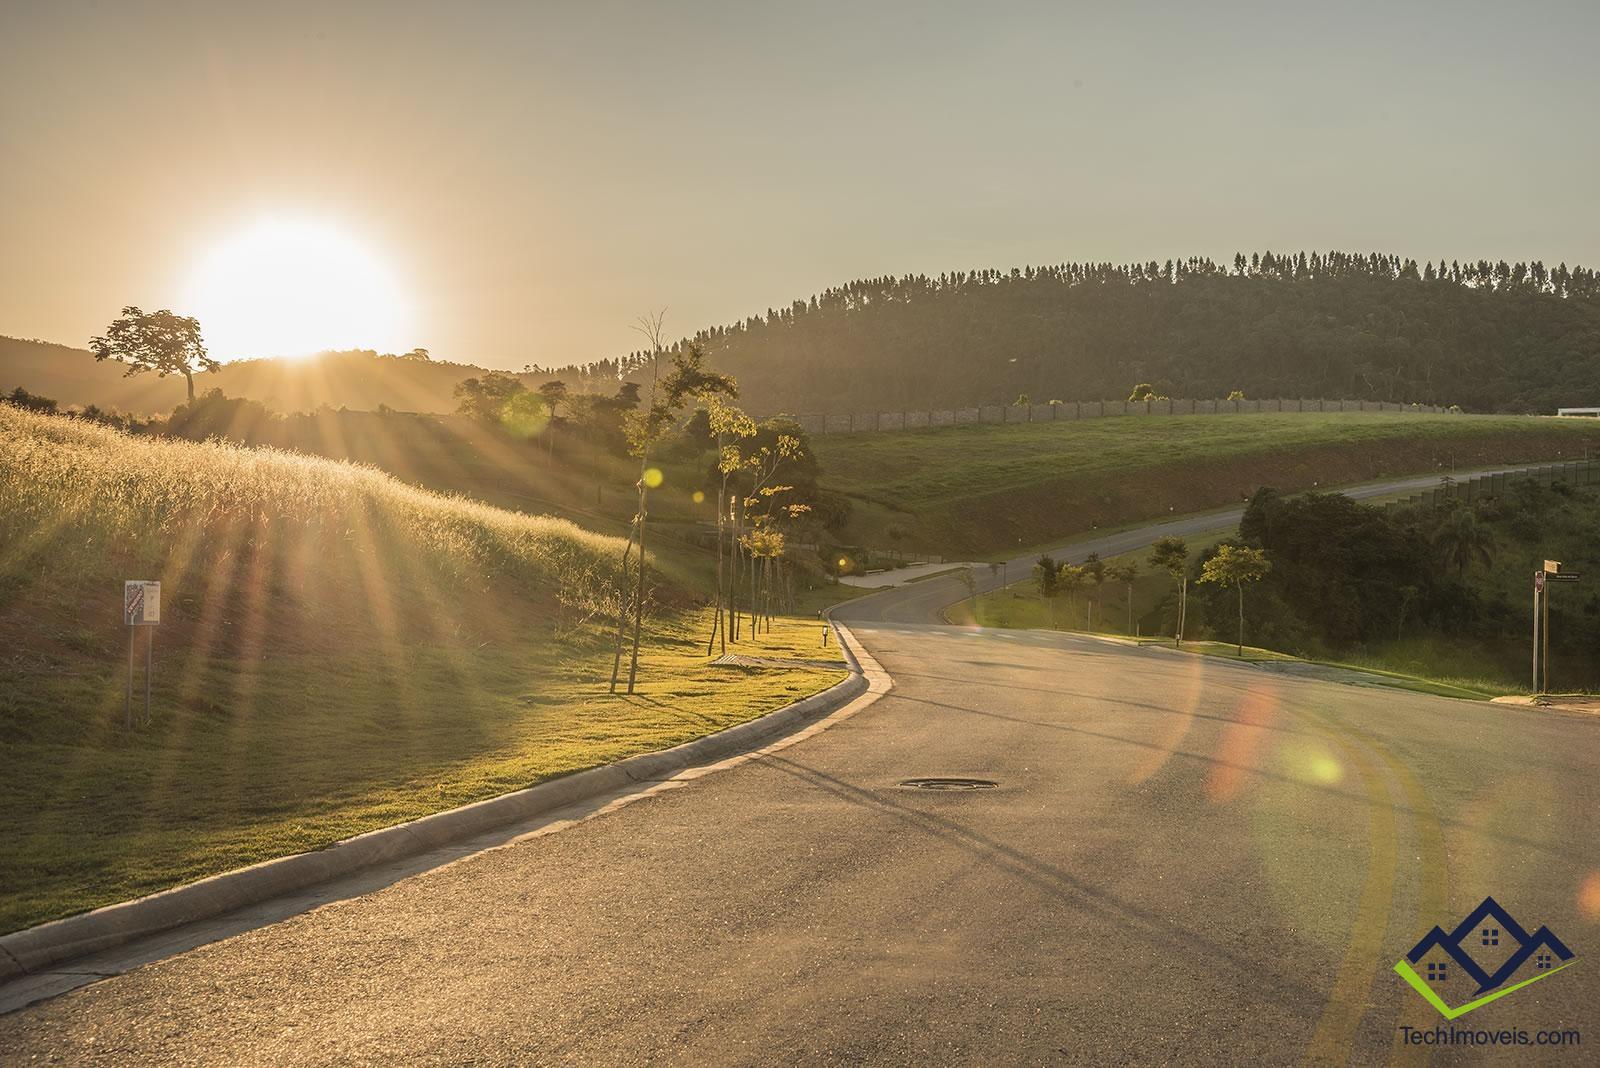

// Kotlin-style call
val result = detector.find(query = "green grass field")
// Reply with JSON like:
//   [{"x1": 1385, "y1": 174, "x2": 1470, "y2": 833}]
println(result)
[
  {"x1": 0, "y1": 407, "x2": 844, "y2": 932},
  {"x1": 811, "y1": 411, "x2": 1600, "y2": 556}
]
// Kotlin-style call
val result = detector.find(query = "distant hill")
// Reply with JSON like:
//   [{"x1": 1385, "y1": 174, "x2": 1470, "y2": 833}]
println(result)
[
  {"x1": 0, "y1": 337, "x2": 520, "y2": 415},
  {"x1": 588, "y1": 251, "x2": 1600, "y2": 415},
  {"x1": 16, "y1": 250, "x2": 1600, "y2": 418}
]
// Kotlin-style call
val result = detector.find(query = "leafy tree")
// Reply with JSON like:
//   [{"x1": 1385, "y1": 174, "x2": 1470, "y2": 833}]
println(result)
[
  {"x1": 89, "y1": 306, "x2": 216, "y2": 403},
  {"x1": 453, "y1": 371, "x2": 527, "y2": 425},
  {"x1": 1199, "y1": 544, "x2": 1272, "y2": 655},
  {"x1": 1056, "y1": 563, "x2": 1088, "y2": 627},
  {"x1": 536, "y1": 380, "x2": 569, "y2": 461},
  {"x1": 1149, "y1": 536, "x2": 1190, "y2": 645},
  {"x1": 536, "y1": 380, "x2": 569, "y2": 419},
  {"x1": 1034, "y1": 554, "x2": 1060, "y2": 625},
  {"x1": 1082, "y1": 551, "x2": 1107, "y2": 629},
  {"x1": 1105, "y1": 560, "x2": 1139, "y2": 633},
  {"x1": 3, "y1": 386, "x2": 57, "y2": 413}
]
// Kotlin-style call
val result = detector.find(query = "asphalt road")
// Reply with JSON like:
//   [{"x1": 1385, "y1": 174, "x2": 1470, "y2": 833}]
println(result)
[{"x1": 4, "y1": 472, "x2": 1598, "y2": 1064}]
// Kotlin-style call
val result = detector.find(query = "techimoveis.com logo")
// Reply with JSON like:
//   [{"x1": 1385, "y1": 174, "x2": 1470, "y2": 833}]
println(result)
[{"x1": 1395, "y1": 896, "x2": 1577, "y2": 1019}]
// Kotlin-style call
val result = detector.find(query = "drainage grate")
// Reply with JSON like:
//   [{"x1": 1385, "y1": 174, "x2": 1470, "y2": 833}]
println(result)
[{"x1": 897, "y1": 777, "x2": 999, "y2": 791}]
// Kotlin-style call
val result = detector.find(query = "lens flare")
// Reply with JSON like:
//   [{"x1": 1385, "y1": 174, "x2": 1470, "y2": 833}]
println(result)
[
  {"x1": 499, "y1": 393, "x2": 550, "y2": 438},
  {"x1": 1579, "y1": 872, "x2": 1600, "y2": 921},
  {"x1": 1279, "y1": 739, "x2": 1344, "y2": 785},
  {"x1": 643, "y1": 468, "x2": 664, "y2": 488},
  {"x1": 692, "y1": 490, "x2": 705, "y2": 504},
  {"x1": 1205, "y1": 683, "x2": 1279, "y2": 803}
]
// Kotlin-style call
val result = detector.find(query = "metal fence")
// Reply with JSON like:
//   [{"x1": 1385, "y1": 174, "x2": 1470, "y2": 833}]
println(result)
[
  {"x1": 782, "y1": 397, "x2": 1457, "y2": 436},
  {"x1": 1386, "y1": 460, "x2": 1600, "y2": 510}
]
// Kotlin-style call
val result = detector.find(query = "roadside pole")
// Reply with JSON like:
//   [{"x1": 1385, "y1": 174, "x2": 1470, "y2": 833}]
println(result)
[
  {"x1": 126, "y1": 625, "x2": 135, "y2": 729},
  {"x1": 1543, "y1": 578, "x2": 1551, "y2": 693},
  {"x1": 1535, "y1": 560, "x2": 1580, "y2": 694},
  {"x1": 122, "y1": 580, "x2": 161, "y2": 728},
  {"x1": 1532, "y1": 570, "x2": 1543, "y2": 693}
]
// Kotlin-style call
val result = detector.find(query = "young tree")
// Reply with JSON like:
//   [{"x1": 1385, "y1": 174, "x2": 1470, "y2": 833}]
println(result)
[
  {"x1": 1149, "y1": 536, "x2": 1190, "y2": 646},
  {"x1": 89, "y1": 306, "x2": 217, "y2": 404},
  {"x1": 1105, "y1": 560, "x2": 1139, "y2": 633},
  {"x1": 732, "y1": 430, "x2": 808, "y2": 636},
  {"x1": 1083, "y1": 551, "x2": 1106, "y2": 630},
  {"x1": 1034, "y1": 554, "x2": 1060, "y2": 627},
  {"x1": 1199, "y1": 544, "x2": 1272, "y2": 656},
  {"x1": 610, "y1": 321, "x2": 736, "y2": 694},
  {"x1": 536, "y1": 380, "x2": 569, "y2": 462},
  {"x1": 958, "y1": 566, "x2": 978, "y2": 620},
  {"x1": 704, "y1": 397, "x2": 757, "y2": 654},
  {"x1": 1056, "y1": 563, "x2": 1088, "y2": 627}
]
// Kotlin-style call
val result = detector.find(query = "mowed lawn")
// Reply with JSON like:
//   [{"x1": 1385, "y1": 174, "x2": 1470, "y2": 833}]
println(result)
[
  {"x1": 0, "y1": 407, "x2": 844, "y2": 932},
  {"x1": 812, "y1": 411, "x2": 1600, "y2": 555}
]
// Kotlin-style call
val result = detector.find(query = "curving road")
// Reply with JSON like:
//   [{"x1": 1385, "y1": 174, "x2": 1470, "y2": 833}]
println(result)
[{"x1": 3, "y1": 469, "x2": 1597, "y2": 1064}]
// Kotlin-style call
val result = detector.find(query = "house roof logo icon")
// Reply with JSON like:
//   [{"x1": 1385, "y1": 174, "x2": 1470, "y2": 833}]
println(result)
[{"x1": 1395, "y1": 896, "x2": 1577, "y2": 1019}]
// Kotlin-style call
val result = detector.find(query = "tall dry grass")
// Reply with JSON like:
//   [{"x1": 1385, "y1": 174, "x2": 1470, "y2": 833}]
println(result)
[{"x1": 0, "y1": 405, "x2": 630, "y2": 630}]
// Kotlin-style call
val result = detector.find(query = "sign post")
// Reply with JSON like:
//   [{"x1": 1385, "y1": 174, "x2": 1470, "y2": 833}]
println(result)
[
  {"x1": 1533, "y1": 570, "x2": 1544, "y2": 693},
  {"x1": 1533, "y1": 562, "x2": 1579, "y2": 694},
  {"x1": 123, "y1": 580, "x2": 160, "y2": 727}
]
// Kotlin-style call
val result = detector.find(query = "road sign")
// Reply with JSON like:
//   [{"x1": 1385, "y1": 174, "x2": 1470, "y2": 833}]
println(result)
[
  {"x1": 124, "y1": 580, "x2": 160, "y2": 625},
  {"x1": 1544, "y1": 559, "x2": 1563, "y2": 574},
  {"x1": 1535, "y1": 571, "x2": 1546, "y2": 592},
  {"x1": 123, "y1": 580, "x2": 160, "y2": 728},
  {"x1": 1548, "y1": 572, "x2": 1581, "y2": 582}
]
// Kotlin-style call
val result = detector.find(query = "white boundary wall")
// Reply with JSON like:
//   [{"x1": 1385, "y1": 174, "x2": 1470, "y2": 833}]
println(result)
[{"x1": 781, "y1": 398, "x2": 1457, "y2": 435}]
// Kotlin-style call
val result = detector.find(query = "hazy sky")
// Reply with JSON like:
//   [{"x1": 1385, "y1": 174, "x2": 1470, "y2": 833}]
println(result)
[{"x1": 3, "y1": 0, "x2": 1598, "y2": 369}]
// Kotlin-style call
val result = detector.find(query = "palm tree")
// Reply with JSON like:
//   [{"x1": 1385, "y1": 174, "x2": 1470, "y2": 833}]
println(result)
[
  {"x1": 1433, "y1": 506, "x2": 1494, "y2": 577},
  {"x1": 1149, "y1": 536, "x2": 1190, "y2": 646}
]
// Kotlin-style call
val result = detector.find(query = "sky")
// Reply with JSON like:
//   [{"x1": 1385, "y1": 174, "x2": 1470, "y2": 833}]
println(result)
[{"x1": 3, "y1": 0, "x2": 1598, "y2": 369}]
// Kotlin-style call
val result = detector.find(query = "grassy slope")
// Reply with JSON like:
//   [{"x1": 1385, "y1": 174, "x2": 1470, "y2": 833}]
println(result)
[
  {"x1": 0, "y1": 408, "x2": 843, "y2": 932},
  {"x1": 812, "y1": 412, "x2": 1600, "y2": 556}
]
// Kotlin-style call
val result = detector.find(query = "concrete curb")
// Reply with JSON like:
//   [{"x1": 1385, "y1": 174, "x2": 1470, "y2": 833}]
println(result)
[{"x1": 0, "y1": 625, "x2": 872, "y2": 982}]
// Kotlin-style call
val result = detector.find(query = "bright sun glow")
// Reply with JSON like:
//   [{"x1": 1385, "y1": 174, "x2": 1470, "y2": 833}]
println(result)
[{"x1": 183, "y1": 217, "x2": 413, "y2": 360}]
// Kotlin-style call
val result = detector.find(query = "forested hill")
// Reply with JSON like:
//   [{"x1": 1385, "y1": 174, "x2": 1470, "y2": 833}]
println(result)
[{"x1": 585, "y1": 252, "x2": 1600, "y2": 415}]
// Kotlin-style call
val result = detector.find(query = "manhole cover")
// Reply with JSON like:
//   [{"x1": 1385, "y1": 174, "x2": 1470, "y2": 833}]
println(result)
[{"x1": 897, "y1": 777, "x2": 999, "y2": 791}]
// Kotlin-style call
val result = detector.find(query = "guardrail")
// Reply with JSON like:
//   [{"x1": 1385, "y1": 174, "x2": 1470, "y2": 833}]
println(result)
[{"x1": 780, "y1": 398, "x2": 1456, "y2": 436}]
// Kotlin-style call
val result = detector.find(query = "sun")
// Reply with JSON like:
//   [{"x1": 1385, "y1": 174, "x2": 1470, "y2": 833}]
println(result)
[{"x1": 183, "y1": 217, "x2": 413, "y2": 360}]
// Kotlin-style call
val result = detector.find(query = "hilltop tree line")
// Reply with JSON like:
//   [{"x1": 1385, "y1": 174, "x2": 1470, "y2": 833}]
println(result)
[{"x1": 548, "y1": 251, "x2": 1600, "y2": 415}]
